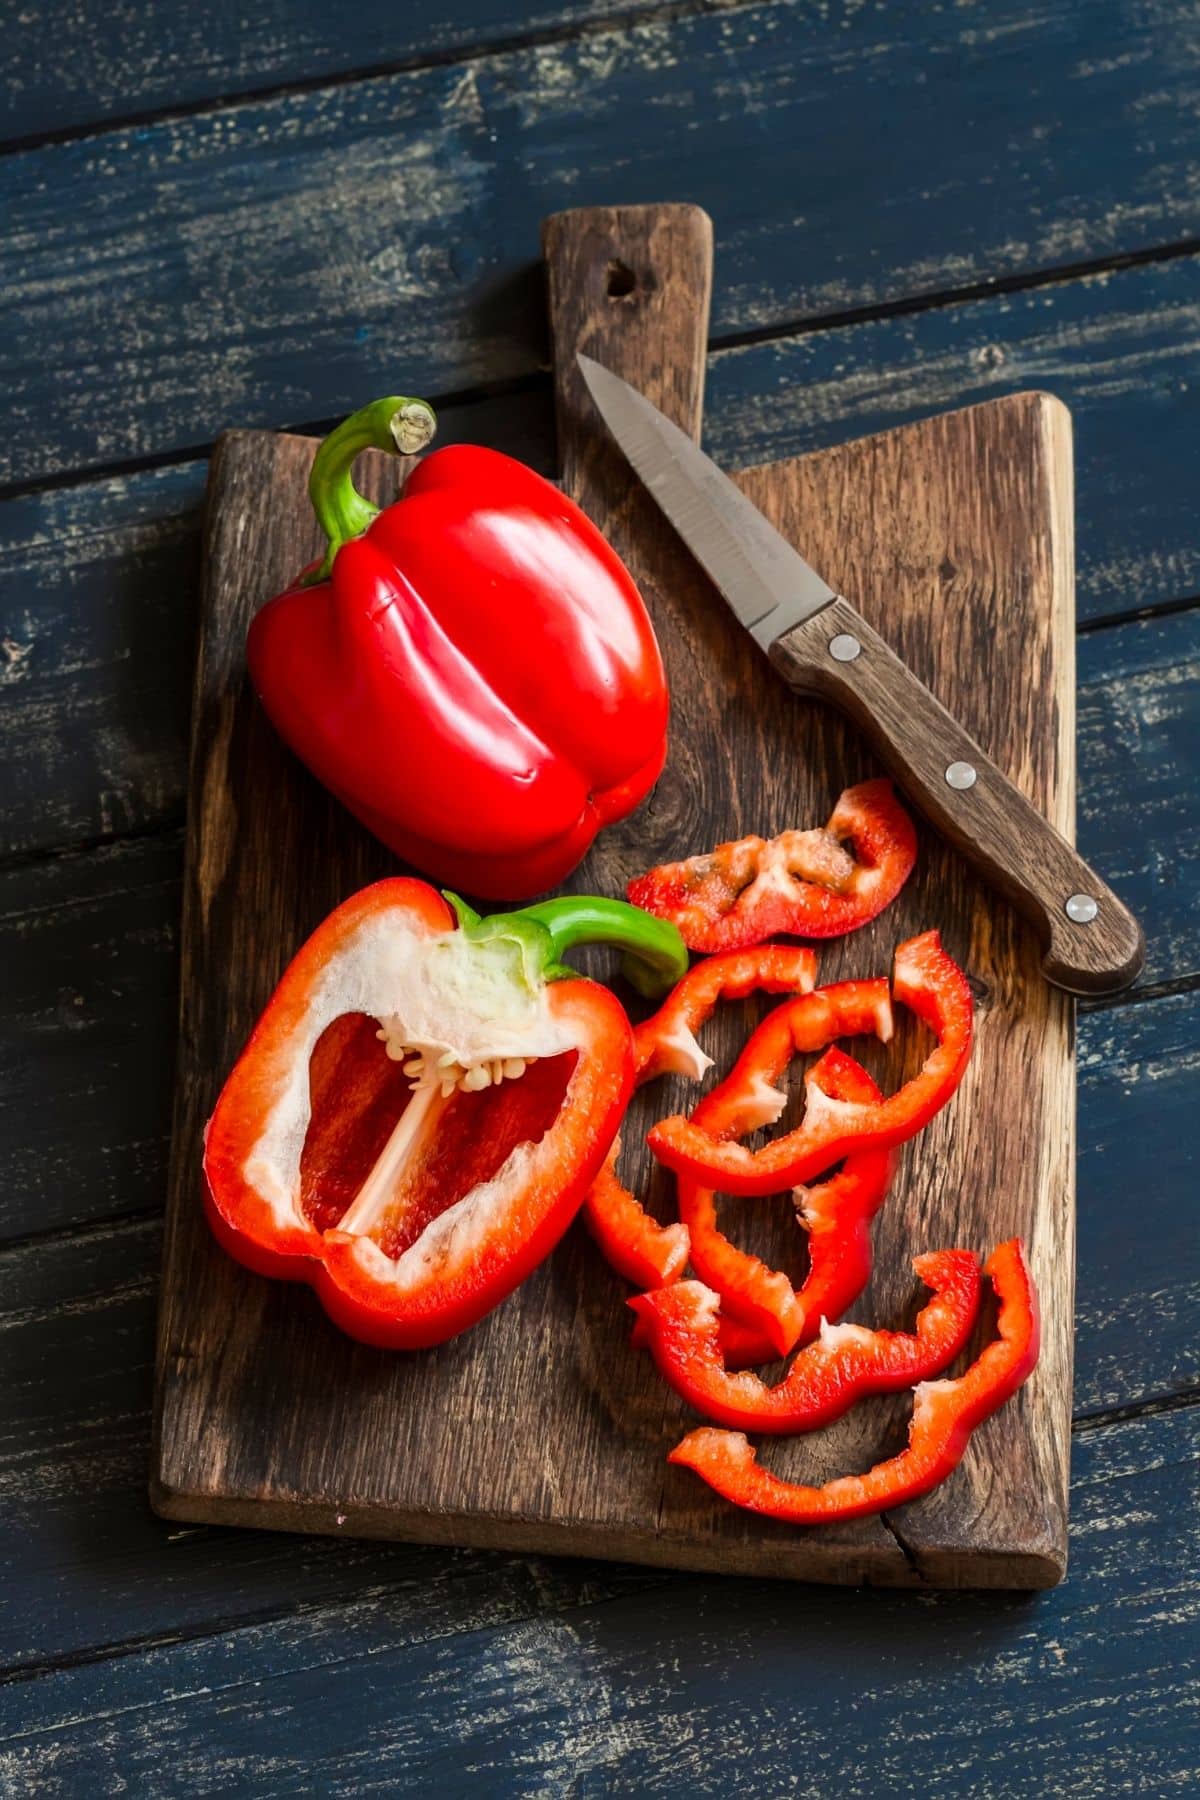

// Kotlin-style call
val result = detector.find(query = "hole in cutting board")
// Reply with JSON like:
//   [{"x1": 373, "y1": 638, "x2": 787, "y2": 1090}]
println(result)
[{"x1": 606, "y1": 260, "x2": 637, "y2": 298}]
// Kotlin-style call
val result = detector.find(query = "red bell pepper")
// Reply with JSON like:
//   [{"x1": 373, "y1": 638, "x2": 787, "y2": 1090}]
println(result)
[
  {"x1": 669, "y1": 1238, "x2": 1039, "y2": 1522},
  {"x1": 203, "y1": 878, "x2": 686, "y2": 1348},
  {"x1": 247, "y1": 397, "x2": 669, "y2": 900},
  {"x1": 648, "y1": 930, "x2": 973, "y2": 1197},
  {"x1": 632, "y1": 1248, "x2": 981, "y2": 1432},
  {"x1": 675, "y1": 1042, "x2": 897, "y2": 1357},
  {"x1": 583, "y1": 946, "x2": 819, "y2": 1288},
  {"x1": 627, "y1": 779, "x2": 917, "y2": 952}
]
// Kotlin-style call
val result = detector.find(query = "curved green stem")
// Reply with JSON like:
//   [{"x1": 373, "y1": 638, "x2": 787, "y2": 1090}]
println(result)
[
  {"x1": 304, "y1": 394, "x2": 437, "y2": 583},
  {"x1": 452, "y1": 894, "x2": 687, "y2": 999},
  {"x1": 519, "y1": 896, "x2": 687, "y2": 995}
]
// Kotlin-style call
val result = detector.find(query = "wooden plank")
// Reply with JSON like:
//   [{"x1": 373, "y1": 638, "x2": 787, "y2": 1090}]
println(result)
[
  {"x1": 0, "y1": 465, "x2": 202, "y2": 856},
  {"x1": 3, "y1": 601, "x2": 1196, "y2": 1245},
  {"x1": 0, "y1": 0, "x2": 680, "y2": 141},
  {"x1": 6, "y1": 256, "x2": 1200, "y2": 868},
  {"x1": 6, "y1": 0, "x2": 1200, "y2": 481},
  {"x1": 0, "y1": 834, "x2": 181, "y2": 1243},
  {"x1": 2, "y1": 1406, "x2": 1195, "y2": 1793},
  {"x1": 1076, "y1": 608, "x2": 1200, "y2": 988},
  {"x1": 151, "y1": 369, "x2": 1073, "y2": 1585},
  {"x1": 1075, "y1": 989, "x2": 1200, "y2": 1416}
]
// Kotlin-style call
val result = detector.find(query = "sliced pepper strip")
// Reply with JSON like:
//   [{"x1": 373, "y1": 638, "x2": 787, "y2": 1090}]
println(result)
[
  {"x1": 632, "y1": 1248, "x2": 981, "y2": 1433},
  {"x1": 583, "y1": 946, "x2": 818, "y2": 1288},
  {"x1": 676, "y1": 1042, "x2": 897, "y2": 1356},
  {"x1": 648, "y1": 930, "x2": 972, "y2": 1198},
  {"x1": 627, "y1": 779, "x2": 917, "y2": 953},
  {"x1": 669, "y1": 1238, "x2": 1039, "y2": 1522}
]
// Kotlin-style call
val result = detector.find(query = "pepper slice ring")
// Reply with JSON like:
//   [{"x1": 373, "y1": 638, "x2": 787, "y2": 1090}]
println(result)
[
  {"x1": 675, "y1": 1037, "x2": 897, "y2": 1358},
  {"x1": 668, "y1": 1238, "x2": 1039, "y2": 1523},
  {"x1": 583, "y1": 945, "x2": 820, "y2": 1289},
  {"x1": 632, "y1": 1248, "x2": 982, "y2": 1433},
  {"x1": 648, "y1": 930, "x2": 973, "y2": 1198}
]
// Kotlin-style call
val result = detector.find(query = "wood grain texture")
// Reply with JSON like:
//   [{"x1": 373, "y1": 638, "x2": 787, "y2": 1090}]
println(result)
[
  {"x1": 544, "y1": 203, "x2": 712, "y2": 485},
  {"x1": 5, "y1": 1408, "x2": 1197, "y2": 1795},
  {"x1": 772, "y1": 584, "x2": 1144, "y2": 994},
  {"x1": 6, "y1": 0, "x2": 1200, "y2": 481},
  {"x1": 150, "y1": 210, "x2": 1074, "y2": 1587}
]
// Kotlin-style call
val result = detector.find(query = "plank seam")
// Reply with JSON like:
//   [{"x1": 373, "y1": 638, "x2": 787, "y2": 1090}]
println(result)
[
  {"x1": 0, "y1": 0, "x2": 762, "y2": 159},
  {"x1": 1079, "y1": 969, "x2": 1200, "y2": 1018},
  {"x1": 1075, "y1": 591, "x2": 1200, "y2": 638},
  {"x1": 0, "y1": 1572, "x2": 683, "y2": 1694},
  {"x1": 3, "y1": 236, "x2": 1200, "y2": 508},
  {"x1": 1072, "y1": 1385, "x2": 1200, "y2": 1435},
  {"x1": 711, "y1": 235, "x2": 1200, "y2": 358},
  {"x1": 0, "y1": 1208, "x2": 160, "y2": 1273}
]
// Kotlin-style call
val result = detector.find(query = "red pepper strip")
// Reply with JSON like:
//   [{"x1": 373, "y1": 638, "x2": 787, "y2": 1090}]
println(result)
[
  {"x1": 711, "y1": 1313, "x2": 781, "y2": 1370},
  {"x1": 248, "y1": 400, "x2": 668, "y2": 901},
  {"x1": 632, "y1": 1248, "x2": 980, "y2": 1433},
  {"x1": 583, "y1": 946, "x2": 819, "y2": 1288},
  {"x1": 627, "y1": 779, "x2": 917, "y2": 952},
  {"x1": 648, "y1": 930, "x2": 972, "y2": 1198},
  {"x1": 204, "y1": 880, "x2": 687, "y2": 1349},
  {"x1": 676, "y1": 1044, "x2": 897, "y2": 1356},
  {"x1": 669, "y1": 1238, "x2": 1039, "y2": 1522}
]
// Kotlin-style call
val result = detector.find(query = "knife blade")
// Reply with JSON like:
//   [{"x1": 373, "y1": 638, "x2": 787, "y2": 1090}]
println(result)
[{"x1": 578, "y1": 352, "x2": 1144, "y2": 997}]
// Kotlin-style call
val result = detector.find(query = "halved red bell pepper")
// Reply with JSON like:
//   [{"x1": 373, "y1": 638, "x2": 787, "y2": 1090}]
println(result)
[
  {"x1": 627, "y1": 779, "x2": 917, "y2": 952},
  {"x1": 676, "y1": 1042, "x2": 897, "y2": 1357},
  {"x1": 669, "y1": 1238, "x2": 1039, "y2": 1522},
  {"x1": 247, "y1": 397, "x2": 669, "y2": 900},
  {"x1": 648, "y1": 930, "x2": 973, "y2": 1197},
  {"x1": 203, "y1": 878, "x2": 686, "y2": 1348},
  {"x1": 583, "y1": 946, "x2": 818, "y2": 1288},
  {"x1": 632, "y1": 1248, "x2": 981, "y2": 1432}
]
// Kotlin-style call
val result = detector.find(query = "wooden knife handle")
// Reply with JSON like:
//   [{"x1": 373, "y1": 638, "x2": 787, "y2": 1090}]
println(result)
[
  {"x1": 541, "y1": 203, "x2": 713, "y2": 495},
  {"x1": 772, "y1": 596, "x2": 1145, "y2": 996}
]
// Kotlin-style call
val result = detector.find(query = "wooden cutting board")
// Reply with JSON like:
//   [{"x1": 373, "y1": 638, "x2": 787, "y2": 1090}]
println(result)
[{"x1": 152, "y1": 204, "x2": 1074, "y2": 1588}]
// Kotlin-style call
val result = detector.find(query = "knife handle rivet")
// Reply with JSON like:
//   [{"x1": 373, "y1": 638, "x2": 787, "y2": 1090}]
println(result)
[
  {"x1": 828, "y1": 633, "x2": 862, "y2": 663},
  {"x1": 1065, "y1": 893, "x2": 1099, "y2": 925},
  {"x1": 945, "y1": 761, "x2": 978, "y2": 791}
]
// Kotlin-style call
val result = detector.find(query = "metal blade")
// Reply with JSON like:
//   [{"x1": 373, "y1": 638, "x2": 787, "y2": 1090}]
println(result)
[{"x1": 578, "y1": 354, "x2": 839, "y2": 650}]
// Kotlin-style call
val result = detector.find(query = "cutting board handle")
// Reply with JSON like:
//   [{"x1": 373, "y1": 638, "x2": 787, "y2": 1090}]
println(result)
[{"x1": 542, "y1": 204, "x2": 713, "y2": 498}]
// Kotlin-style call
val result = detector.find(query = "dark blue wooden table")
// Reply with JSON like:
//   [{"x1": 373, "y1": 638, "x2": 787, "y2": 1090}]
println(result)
[{"x1": 2, "y1": 3, "x2": 1197, "y2": 1792}]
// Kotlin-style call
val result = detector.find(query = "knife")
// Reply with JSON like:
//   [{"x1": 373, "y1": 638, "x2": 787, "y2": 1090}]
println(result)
[{"x1": 578, "y1": 353, "x2": 1144, "y2": 997}]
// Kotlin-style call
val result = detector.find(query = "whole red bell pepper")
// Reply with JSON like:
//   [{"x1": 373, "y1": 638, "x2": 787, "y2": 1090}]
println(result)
[
  {"x1": 632, "y1": 1248, "x2": 981, "y2": 1432},
  {"x1": 668, "y1": 1238, "x2": 1039, "y2": 1522},
  {"x1": 583, "y1": 945, "x2": 819, "y2": 1289},
  {"x1": 203, "y1": 878, "x2": 686, "y2": 1348},
  {"x1": 247, "y1": 396, "x2": 669, "y2": 900},
  {"x1": 627, "y1": 779, "x2": 917, "y2": 952},
  {"x1": 648, "y1": 930, "x2": 973, "y2": 1197}
]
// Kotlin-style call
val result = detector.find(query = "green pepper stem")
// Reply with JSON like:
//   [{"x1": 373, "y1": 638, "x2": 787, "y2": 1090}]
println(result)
[
  {"x1": 516, "y1": 896, "x2": 689, "y2": 998},
  {"x1": 305, "y1": 394, "x2": 437, "y2": 583},
  {"x1": 444, "y1": 891, "x2": 688, "y2": 999}
]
